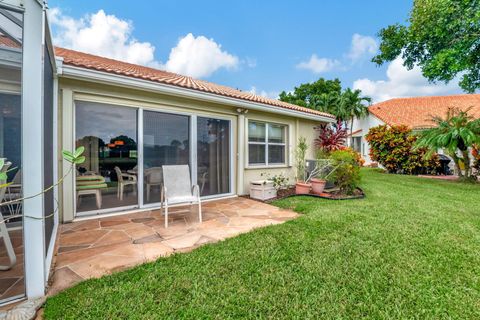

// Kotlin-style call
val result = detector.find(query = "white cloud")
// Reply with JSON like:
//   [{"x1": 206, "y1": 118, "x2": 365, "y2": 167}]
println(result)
[
  {"x1": 49, "y1": 9, "x2": 242, "y2": 78},
  {"x1": 353, "y1": 57, "x2": 463, "y2": 103},
  {"x1": 248, "y1": 86, "x2": 279, "y2": 99},
  {"x1": 49, "y1": 8, "x2": 160, "y2": 67},
  {"x1": 164, "y1": 33, "x2": 239, "y2": 78},
  {"x1": 296, "y1": 54, "x2": 340, "y2": 73},
  {"x1": 347, "y1": 34, "x2": 378, "y2": 62}
]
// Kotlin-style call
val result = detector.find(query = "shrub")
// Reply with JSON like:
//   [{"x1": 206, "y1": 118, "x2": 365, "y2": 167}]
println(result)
[
  {"x1": 365, "y1": 125, "x2": 440, "y2": 174},
  {"x1": 328, "y1": 149, "x2": 361, "y2": 195},
  {"x1": 340, "y1": 147, "x2": 365, "y2": 167},
  {"x1": 314, "y1": 120, "x2": 348, "y2": 152},
  {"x1": 473, "y1": 144, "x2": 480, "y2": 178}
]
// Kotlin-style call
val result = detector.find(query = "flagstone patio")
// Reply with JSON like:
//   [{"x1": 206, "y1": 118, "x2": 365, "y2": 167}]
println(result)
[{"x1": 48, "y1": 197, "x2": 297, "y2": 295}]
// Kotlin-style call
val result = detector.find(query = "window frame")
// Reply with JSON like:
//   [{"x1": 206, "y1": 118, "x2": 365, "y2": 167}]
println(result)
[{"x1": 247, "y1": 120, "x2": 288, "y2": 167}]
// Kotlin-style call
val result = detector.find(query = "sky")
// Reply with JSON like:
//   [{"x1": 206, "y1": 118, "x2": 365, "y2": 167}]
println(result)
[{"x1": 47, "y1": 0, "x2": 464, "y2": 103}]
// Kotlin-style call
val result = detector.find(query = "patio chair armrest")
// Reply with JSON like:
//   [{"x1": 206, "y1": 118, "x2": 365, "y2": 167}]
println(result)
[
  {"x1": 122, "y1": 173, "x2": 137, "y2": 181},
  {"x1": 192, "y1": 184, "x2": 200, "y2": 198}
]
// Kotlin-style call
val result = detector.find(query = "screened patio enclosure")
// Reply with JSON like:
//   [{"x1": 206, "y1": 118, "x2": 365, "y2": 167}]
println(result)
[{"x1": 0, "y1": 0, "x2": 58, "y2": 305}]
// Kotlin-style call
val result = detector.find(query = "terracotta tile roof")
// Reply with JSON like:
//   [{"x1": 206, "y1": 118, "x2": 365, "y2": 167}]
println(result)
[
  {"x1": 54, "y1": 47, "x2": 335, "y2": 120},
  {"x1": 368, "y1": 94, "x2": 480, "y2": 129},
  {"x1": 0, "y1": 34, "x2": 20, "y2": 48}
]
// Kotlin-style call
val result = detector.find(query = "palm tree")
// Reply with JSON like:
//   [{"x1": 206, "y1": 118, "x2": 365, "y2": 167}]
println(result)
[
  {"x1": 311, "y1": 92, "x2": 341, "y2": 115},
  {"x1": 338, "y1": 88, "x2": 371, "y2": 142},
  {"x1": 416, "y1": 107, "x2": 480, "y2": 180}
]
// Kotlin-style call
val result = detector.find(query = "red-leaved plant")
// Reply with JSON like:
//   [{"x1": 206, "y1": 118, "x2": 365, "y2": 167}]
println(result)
[{"x1": 314, "y1": 120, "x2": 348, "y2": 152}]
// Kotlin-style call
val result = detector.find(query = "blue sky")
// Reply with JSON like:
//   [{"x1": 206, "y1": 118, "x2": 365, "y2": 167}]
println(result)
[{"x1": 48, "y1": 0, "x2": 463, "y2": 102}]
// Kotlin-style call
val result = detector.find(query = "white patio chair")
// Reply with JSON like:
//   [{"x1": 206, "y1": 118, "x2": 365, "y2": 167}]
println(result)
[
  {"x1": 160, "y1": 165, "x2": 202, "y2": 228},
  {"x1": 145, "y1": 167, "x2": 162, "y2": 202},
  {"x1": 114, "y1": 166, "x2": 137, "y2": 201},
  {"x1": 0, "y1": 161, "x2": 16, "y2": 270}
]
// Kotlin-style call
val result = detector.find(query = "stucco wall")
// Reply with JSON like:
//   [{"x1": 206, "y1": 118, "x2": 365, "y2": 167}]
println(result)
[
  {"x1": 351, "y1": 114, "x2": 385, "y2": 164},
  {"x1": 58, "y1": 78, "x2": 327, "y2": 221}
]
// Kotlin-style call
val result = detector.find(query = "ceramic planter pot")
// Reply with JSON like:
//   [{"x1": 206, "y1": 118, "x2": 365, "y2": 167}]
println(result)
[
  {"x1": 295, "y1": 182, "x2": 311, "y2": 194},
  {"x1": 310, "y1": 178, "x2": 327, "y2": 195}
]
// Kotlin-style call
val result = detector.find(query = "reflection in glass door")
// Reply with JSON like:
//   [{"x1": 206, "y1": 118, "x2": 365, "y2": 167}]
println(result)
[
  {"x1": 75, "y1": 102, "x2": 138, "y2": 214},
  {"x1": 143, "y1": 111, "x2": 190, "y2": 204},
  {"x1": 197, "y1": 117, "x2": 230, "y2": 196}
]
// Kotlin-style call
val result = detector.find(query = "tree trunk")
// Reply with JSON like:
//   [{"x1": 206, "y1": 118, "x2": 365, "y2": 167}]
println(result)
[
  {"x1": 462, "y1": 150, "x2": 471, "y2": 178},
  {"x1": 450, "y1": 153, "x2": 463, "y2": 177},
  {"x1": 350, "y1": 118, "x2": 354, "y2": 147}
]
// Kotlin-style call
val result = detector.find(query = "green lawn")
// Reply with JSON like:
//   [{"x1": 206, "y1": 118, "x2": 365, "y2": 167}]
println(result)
[{"x1": 44, "y1": 169, "x2": 480, "y2": 319}]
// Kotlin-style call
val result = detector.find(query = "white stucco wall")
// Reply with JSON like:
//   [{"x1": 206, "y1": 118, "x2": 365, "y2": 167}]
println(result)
[{"x1": 351, "y1": 113, "x2": 385, "y2": 164}]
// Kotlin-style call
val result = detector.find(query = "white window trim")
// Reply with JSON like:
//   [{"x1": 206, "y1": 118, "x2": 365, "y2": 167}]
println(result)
[{"x1": 247, "y1": 120, "x2": 288, "y2": 167}]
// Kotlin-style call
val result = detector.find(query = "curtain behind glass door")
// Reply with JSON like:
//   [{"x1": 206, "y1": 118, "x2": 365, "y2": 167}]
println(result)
[{"x1": 197, "y1": 117, "x2": 230, "y2": 196}]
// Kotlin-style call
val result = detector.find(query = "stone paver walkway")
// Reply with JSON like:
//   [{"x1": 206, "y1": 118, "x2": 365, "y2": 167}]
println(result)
[{"x1": 48, "y1": 197, "x2": 297, "y2": 295}]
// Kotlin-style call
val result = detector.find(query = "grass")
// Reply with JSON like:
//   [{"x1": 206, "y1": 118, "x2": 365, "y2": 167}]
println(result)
[{"x1": 44, "y1": 169, "x2": 480, "y2": 319}]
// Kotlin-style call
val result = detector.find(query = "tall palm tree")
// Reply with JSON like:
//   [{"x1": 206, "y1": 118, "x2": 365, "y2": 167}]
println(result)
[
  {"x1": 338, "y1": 88, "x2": 372, "y2": 141},
  {"x1": 416, "y1": 107, "x2": 480, "y2": 179},
  {"x1": 311, "y1": 92, "x2": 341, "y2": 116}
]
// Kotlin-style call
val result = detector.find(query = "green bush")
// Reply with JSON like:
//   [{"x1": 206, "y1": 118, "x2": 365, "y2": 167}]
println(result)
[
  {"x1": 328, "y1": 149, "x2": 360, "y2": 195},
  {"x1": 365, "y1": 125, "x2": 440, "y2": 174}
]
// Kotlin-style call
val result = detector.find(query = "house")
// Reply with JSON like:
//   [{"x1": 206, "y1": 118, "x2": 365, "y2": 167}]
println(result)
[
  {"x1": 351, "y1": 94, "x2": 480, "y2": 164},
  {"x1": 0, "y1": 0, "x2": 334, "y2": 305}
]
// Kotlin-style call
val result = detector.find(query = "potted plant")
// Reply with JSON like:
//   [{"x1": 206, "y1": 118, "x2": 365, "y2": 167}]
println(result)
[
  {"x1": 310, "y1": 159, "x2": 336, "y2": 195},
  {"x1": 295, "y1": 137, "x2": 312, "y2": 194}
]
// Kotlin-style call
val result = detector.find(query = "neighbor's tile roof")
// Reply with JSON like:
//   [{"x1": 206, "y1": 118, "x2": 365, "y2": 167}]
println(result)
[
  {"x1": 368, "y1": 94, "x2": 480, "y2": 129},
  {"x1": 54, "y1": 47, "x2": 335, "y2": 119}
]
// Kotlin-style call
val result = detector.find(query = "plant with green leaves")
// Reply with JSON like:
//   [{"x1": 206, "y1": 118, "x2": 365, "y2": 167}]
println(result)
[
  {"x1": 260, "y1": 172, "x2": 289, "y2": 190},
  {"x1": 373, "y1": 0, "x2": 480, "y2": 92},
  {"x1": 416, "y1": 108, "x2": 480, "y2": 180},
  {"x1": 295, "y1": 137, "x2": 309, "y2": 183},
  {"x1": 0, "y1": 159, "x2": 16, "y2": 189},
  {"x1": 0, "y1": 147, "x2": 85, "y2": 222}
]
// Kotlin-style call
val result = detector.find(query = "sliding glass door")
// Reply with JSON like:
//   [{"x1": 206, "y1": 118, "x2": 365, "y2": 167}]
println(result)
[
  {"x1": 74, "y1": 104, "x2": 232, "y2": 216},
  {"x1": 142, "y1": 111, "x2": 190, "y2": 204},
  {"x1": 197, "y1": 117, "x2": 231, "y2": 196},
  {"x1": 75, "y1": 102, "x2": 138, "y2": 213}
]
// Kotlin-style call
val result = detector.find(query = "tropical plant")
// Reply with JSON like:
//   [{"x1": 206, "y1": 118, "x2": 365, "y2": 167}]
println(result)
[
  {"x1": 373, "y1": 0, "x2": 480, "y2": 92},
  {"x1": 328, "y1": 149, "x2": 361, "y2": 195},
  {"x1": 314, "y1": 120, "x2": 348, "y2": 152},
  {"x1": 366, "y1": 125, "x2": 440, "y2": 174},
  {"x1": 416, "y1": 107, "x2": 480, "y2": 180},
  {"x1": 473, "y1": 144, "x2": 480, "y2": 178},
  {"x1": 338, "y1": 88, "x2": 371, "y2": 137},
  {"x1": 0, "y1": 147, "x2": 85, "y2": 223},
  {"x1": 279, "y1": 78, "x2": 342, "y2": 110},
  {"x1": 295, "y1": 137, "x2": 309, "y2": 182}
]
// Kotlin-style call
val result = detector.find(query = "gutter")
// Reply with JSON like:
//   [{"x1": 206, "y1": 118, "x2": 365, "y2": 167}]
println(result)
[{"x1": 56, "y1": 61, "x2": 335, "y2": 123}]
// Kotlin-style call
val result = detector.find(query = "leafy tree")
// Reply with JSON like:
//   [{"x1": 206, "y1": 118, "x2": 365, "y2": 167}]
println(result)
[
  {"x1": 279, "y1": 78, "x2": 342, "y2": 112},
  {"x1": 373, "y1": 0, "x2": 480, "y2": 92},
  {"x1": 416, "y1": 107, "x2": 480, "y2": 180},
  {"x1": 279, "y1": 78, "x2": 371, "y2": 130}
]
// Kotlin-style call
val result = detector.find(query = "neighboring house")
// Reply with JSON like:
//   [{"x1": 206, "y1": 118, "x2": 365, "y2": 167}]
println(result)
[
  {"x1": 351, "y1": 94, "x2": 480, "y2": 164},
  {"x1": 0, "y1": 0, "x2": 334, "y2": 304}
]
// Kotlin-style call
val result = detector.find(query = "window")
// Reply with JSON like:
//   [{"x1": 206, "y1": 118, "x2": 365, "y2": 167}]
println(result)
[
  {"x1": 248, "y1": 121, "x2": 287, "y2": 166},
  {"x1": 352, "y1": 137, "x2": 362, "y2": 153}
]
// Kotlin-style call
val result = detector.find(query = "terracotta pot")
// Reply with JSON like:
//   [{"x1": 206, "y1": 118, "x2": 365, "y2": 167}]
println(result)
[
  {"x1": 295, "y1": 182, "x2": 311, "y2": 194},
  {"x1": 311, "y1": 178, "x2": 327, "y2": 195}
]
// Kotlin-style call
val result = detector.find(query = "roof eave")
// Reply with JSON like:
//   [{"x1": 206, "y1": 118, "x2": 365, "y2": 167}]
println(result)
[{"x1": 57, "y1": 62, "x2": 335, "y2": 123}]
